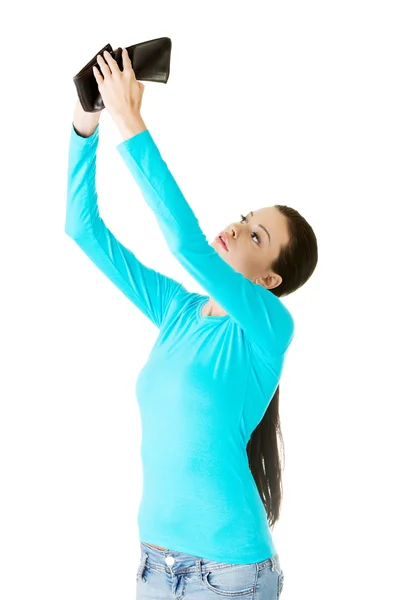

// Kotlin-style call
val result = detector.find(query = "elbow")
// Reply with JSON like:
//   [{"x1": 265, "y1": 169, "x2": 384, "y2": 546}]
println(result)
[
  {"x1": 64, "y1": 223, "x2": 84, "y2": 242},
  {"x1": 64, "y1": 223, "x2": 78, "y2": 240}
]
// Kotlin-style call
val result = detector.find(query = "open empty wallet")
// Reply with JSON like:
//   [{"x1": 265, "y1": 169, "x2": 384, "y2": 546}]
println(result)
[{"x1": 73, "y1": 36, "x2": 172, "y2": 112}]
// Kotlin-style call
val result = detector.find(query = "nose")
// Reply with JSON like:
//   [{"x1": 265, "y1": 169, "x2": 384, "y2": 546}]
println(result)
[{"x1": 229, "y1": 221, "x2": 244, "y2": 239}]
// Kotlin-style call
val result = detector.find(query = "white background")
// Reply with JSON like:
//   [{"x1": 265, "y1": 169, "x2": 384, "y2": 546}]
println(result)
[{"x1": 1, "y1": 1, "x2": 399, "y2": 598}]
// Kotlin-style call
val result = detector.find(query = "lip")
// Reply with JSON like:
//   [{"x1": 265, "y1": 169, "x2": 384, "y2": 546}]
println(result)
[{"x1": 215, "y1": 231, "x2": 229, "y2": 251}]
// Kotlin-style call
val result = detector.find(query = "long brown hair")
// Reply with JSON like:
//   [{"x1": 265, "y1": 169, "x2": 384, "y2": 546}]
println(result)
[{"x1": 246, "y1": 205, "x2": 318, "y2": 528}]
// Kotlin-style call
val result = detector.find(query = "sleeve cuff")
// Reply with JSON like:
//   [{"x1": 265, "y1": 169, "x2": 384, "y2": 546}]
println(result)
[{"x1": 116, "y1": 128, "x2": 152, "y2": 157}]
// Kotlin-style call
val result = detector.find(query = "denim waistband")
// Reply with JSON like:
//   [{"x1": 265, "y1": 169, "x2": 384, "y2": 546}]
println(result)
[{"x1": 138, "y1": 541, "x2": 281, "y2": 575}]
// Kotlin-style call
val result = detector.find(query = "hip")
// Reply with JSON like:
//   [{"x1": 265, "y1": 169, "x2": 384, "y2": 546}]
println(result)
[{"x1": 136, "y1": 541, "x2": 285, "y2": 599}]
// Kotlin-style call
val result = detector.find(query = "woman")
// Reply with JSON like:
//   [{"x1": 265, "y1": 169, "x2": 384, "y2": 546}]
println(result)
[{"x1": 66, "y1": 48, "x2": 318, "y2": 599}]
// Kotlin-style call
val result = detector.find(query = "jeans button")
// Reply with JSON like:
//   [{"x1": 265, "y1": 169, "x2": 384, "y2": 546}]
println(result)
[{"x1": 165, "y1": 555, "x2": 175, "y2": 566}]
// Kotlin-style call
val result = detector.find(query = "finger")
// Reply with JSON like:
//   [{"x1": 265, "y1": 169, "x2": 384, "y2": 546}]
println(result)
[
  {"x1": 93, "y1": 64, "x2": 103, "y2": 83},
  {"x1": 102, "y1": 50, "x2": 120, "y2": 75},
  {"x1": 122, "y1": 47, "x2": 136, "y2": 78},
  {"x1": 96, "y1": 53, "x2": 111, "y2": 76}
]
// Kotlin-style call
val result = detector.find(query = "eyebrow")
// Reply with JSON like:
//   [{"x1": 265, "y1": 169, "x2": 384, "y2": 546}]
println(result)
[{"x1": 249, "y1": 211, "x2": 271, "y2": 244}]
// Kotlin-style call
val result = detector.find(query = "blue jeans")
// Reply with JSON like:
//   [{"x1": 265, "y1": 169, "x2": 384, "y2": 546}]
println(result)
[{"x1": 136, "y1": 541, "x2": 285, "y2": 599}]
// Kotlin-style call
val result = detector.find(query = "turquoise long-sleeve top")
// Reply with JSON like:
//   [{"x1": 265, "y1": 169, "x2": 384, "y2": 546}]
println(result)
[{"x1": 65, "y1": 121, "x2": 295, "y2": 564}]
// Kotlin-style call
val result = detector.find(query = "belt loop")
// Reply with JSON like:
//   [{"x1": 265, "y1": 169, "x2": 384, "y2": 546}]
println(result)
[
  {"x1": 196, "y1": 558, "x2": 203, "y2": 583},
  {"x1": 270, "y1": 554, "x2": 276, "y2": 572}
]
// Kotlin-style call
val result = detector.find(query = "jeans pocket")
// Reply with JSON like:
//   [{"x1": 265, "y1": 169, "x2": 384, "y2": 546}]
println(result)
[{"x1": 199, "y1": 560, "x2": 256, "y2": 598}]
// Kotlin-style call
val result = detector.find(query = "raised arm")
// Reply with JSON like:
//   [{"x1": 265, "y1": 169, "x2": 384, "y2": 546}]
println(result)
[
  {"x1": 114, "y1": 120, "x2": 295, "y2": 357},
  {"x1": 65, "y1": 120, "x2": 185, "y2": 330}
]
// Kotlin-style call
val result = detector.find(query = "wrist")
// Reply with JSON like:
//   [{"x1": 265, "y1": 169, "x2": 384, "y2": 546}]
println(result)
[
  {"x1": 72, "y1": 120, "x2": 99, "y2": 138},
  {"x1": 73, "y1": 102, "x2": 101, "y2": 138},
  {"x1": 115, "y1": 111, "x2": 147, "y2": 140}
]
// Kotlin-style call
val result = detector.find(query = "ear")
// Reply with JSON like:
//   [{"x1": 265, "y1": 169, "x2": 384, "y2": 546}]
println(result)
[{"x1": 254, "y1": 274, "x2": 282, "y2": 291}]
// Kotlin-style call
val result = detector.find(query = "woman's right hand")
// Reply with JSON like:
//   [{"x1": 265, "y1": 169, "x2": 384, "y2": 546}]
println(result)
[{"x1": 73, "y1": 98, "x2": 102, "y2": 138}]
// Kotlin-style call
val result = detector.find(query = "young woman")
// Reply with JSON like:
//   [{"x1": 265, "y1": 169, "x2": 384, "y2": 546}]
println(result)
[{"x1": 66, "y1": 48, "x2": 318, "y2": 599}]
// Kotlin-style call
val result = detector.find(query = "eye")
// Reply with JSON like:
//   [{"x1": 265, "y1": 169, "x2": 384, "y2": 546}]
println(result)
[{"x1": 239, "y1": 214, "x2": 260, "y2": 244}]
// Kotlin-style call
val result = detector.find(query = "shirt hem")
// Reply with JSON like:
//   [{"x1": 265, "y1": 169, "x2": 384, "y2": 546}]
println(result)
[{"x1": 138, "y1": 532, "x2": 276, "y2": 565}]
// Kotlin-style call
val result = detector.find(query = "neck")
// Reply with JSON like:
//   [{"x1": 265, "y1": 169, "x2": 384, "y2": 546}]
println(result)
[{"x1": 204, "y1": 297, "x2": 228, "y2": 317}]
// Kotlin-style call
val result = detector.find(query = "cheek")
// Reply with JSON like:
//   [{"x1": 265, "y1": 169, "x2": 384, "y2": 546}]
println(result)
[
  {"x1": 230, "y1": 246, "x2": 256, "y2": 274},
  {"x1": 244, "y1": 246, "x2": 268, "y2": 275}
]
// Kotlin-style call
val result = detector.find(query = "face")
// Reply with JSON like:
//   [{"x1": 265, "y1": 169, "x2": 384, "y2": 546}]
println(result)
[{"x1": 210, "y1": 206, "x2": 291, "y2": 291}]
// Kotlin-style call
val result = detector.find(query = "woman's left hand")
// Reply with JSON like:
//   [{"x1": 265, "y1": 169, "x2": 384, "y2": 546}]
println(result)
[{"x1": 93, "y1": 48, "x2": 145, "y2": 123}]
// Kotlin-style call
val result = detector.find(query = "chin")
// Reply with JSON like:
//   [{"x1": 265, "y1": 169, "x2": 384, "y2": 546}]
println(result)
[
  {"x1": 212, "y1": 241, "x2": 231, "y2": 264},
  {"x1": 211, "y1": 239, "x2": 226, "y2": 254}
]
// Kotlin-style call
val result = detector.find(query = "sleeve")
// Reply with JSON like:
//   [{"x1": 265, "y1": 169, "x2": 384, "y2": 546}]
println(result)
[
  {"x1": 65, "y1": 122, "x2": 185, "y2": 330},
  {"x1": 116, "y1": 129, "x2": 295, "y2": 356}
]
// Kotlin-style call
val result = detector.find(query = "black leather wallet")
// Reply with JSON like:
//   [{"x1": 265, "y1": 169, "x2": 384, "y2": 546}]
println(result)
[{"x1": 73, "y1": 36, "x2": 172, "y2": 113}]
